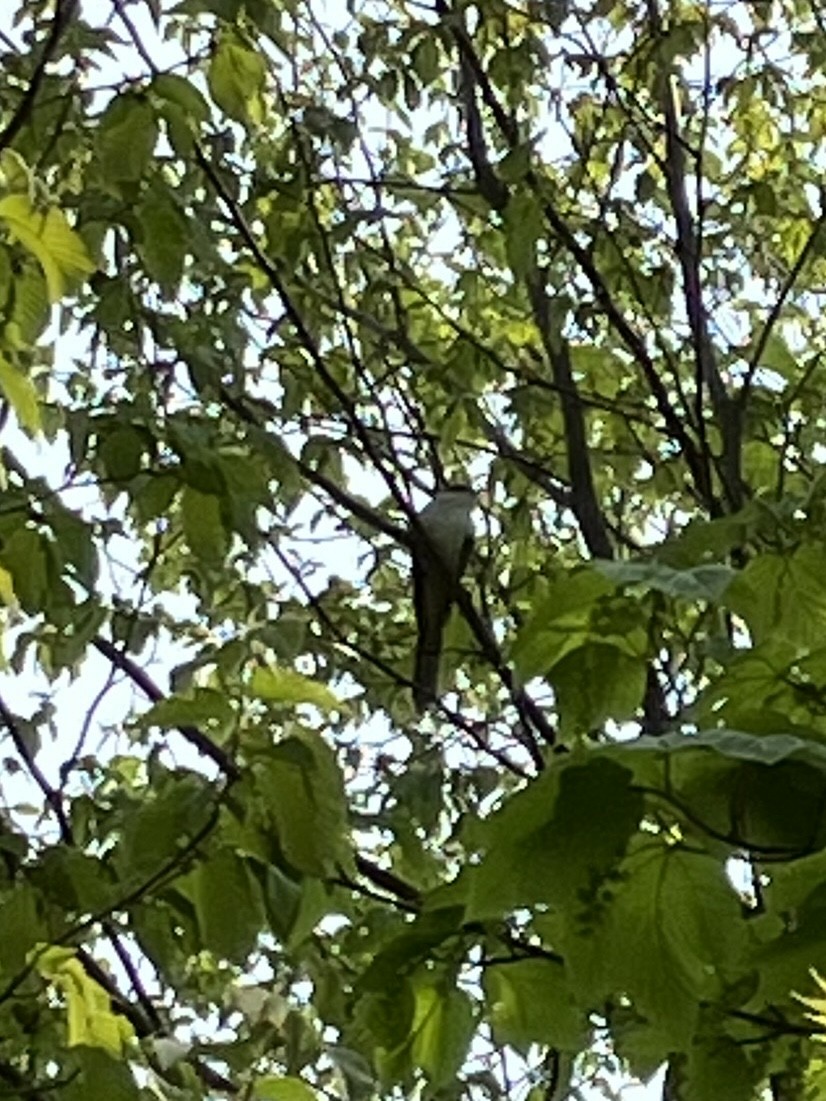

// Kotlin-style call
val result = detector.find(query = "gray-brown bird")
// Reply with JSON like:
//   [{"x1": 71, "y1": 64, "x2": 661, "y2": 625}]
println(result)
[{"x1": 411, "y1": 485, "x2": 475, "y2": 711}]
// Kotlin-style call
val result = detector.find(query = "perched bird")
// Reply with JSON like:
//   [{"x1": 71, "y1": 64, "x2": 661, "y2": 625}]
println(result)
[{"x1": 411, "y1": 484, "x2": 476, "y2": 711}]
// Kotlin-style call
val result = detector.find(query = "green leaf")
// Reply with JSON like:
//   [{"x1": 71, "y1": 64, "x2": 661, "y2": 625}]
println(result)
[
  {"x1": 250, "y1": 666, "x2": 341, "y2": 712},
  {"x1": 208, "y1": 35, "x2": 267, "y2": 125},
  {"x1": 0, "y1": 194, "x2": 95, "y2": 301},
  {"x1": 98, "y1": 426, "x2": 145, "y2": 482},
  {"x1": 0, "y1": 883, "x2": 46, "y2": 973},
  {"x1": 37, "y1": 947, "x2": 135, "y2": 1056},
  {"x1": 411, "y1": 36, "x2": 440, "y2": 86},
  {"x1": 357, "y1": 982, "x2": 416, "y2": 1084},
  {"x1": 0, "y1": 527, "x2": 48, "y2": 613},
  {"x1": 596, "y1": 559, "x2": 735, "y2": 602},
  {"x1": 754, "y1": 330, "x2": 798, "y2": 381},
  {"x1": 510, "y1": 569, "x2": 614, "y2": 678},
  {"x1": 484, "y1": 958, "x2": 586, "y2": 1053},
  {"x1": 136, "y1": 187, "x2": 188, "y2": 288},
  {"x1": 117, "y1": 773, "x2": 210, "y2": 878},
  {"x1": 141, "y1": 688, "x2": 236, "y2": 742},
  {"x1": 254, "y1": 1077, "x2": 318, "y2": 1101},
  {"x1": 410, "y1": 982, "x2": 474, "y2": 1087},
  {"x1": 0, "y1": 353, "x2": 40, "y2": 432},
  {"x1": 151, "y1": 72, "x2": 210, "y2": 123},
  {"x1": 683, "y1": 1035, "x2": 759, "y2": 1101},
  {"x1": 553, "y1": 641, "x2": 647, "y2": 735},
  {"x1": 253, "y1": 733, "x2": 351, "y2": 878},
  {"x1": 63, "y1": 1046, "x2": 141, "y2": 1101},
  {"x1": 189, "y1": 847, "x2": 264, "y2": 961},
  {"x1": 503, "y1": 191, "x2": 543, "y2": 278},
  {"x1": 95, "y1": 94, "x2": 158, "y2": 185},
  {"x1": 469, "y1": 758, "x2": 642, "y2": 919},
  {"x1": 181, "y1": 486, "x2": 229, "y2": 563},
  {"x1": 726, "y1": 544, "x2": 826, "y2": 648},
  {"x1": 560, "y1": 842, "x2": 745, "y2": 1049}
]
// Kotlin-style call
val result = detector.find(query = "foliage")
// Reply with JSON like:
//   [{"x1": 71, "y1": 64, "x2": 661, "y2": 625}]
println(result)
[{"x1": 2, "y1": 1, "x2": 826, "y2": 1100}]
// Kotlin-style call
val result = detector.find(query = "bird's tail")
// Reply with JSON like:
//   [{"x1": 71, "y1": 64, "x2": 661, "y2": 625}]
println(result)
[{"x1": 413, "y1": 638, "x2": 442, "y2": 712}]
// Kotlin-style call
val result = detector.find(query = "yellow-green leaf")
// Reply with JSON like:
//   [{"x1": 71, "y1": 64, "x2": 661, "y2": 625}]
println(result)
[
  {"x1": 0, "y1": 353, "x2": 40, "y2": 432},
  {"x1": 254, "y1": 1076, "x2": 317, "y2": 1101},
  {"x1": 36, "y1": 946, "x2": 135, "y2": 1056},
  {"x1": 250, "y1": 666, "x2": 340, "y2": 712},
  {"x1": 0, "y1": 195, "x2": 95, "y2": 302},
  {"x1": 208, "y1": 36, "x2": 267, "y2": 125}
]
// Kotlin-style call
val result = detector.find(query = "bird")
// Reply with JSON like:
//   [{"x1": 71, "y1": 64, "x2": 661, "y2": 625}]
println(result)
[{"x1": 411, "y1": 484, "x2": 476, "y2": 712}]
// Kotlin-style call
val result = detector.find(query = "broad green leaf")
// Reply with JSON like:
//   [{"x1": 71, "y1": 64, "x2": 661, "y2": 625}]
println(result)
[
  {"x1": 510, "y1": 568, "x2": 616, "y2": 679},
  {"x1": 726, "y1": 543, "x2": 826, "y2": 647},
  {"x1": 409, "y1": 982, "x2": 474, "y2": 1087},
  {"x1": 95, "y1": 94, "x2": 158, "y2": 185},
  {"x1": 253, "y1": 732, "x2": 351, "y2": 877},
  {"x1": 0, "y1": 883, "x2": 45, "y2": 973},
  {"x1": 208, "y1": 35, "x2": 267, "y2": 125},
  {"x1": 150, "y1": 72, "x2": 210, "y2": 123},
  {"x1": 188, "y1": 847, "x2": 265, "y2": 961},
  {"x1": 98, "y1": 426, "x2": 145, "y2": 482},
  {"x1": 484, "y1": 958, "x2": 586, "y2": 1053},
  {"x1": 358, "y1": 982, "x2": 416, "y2": 1084},
  {"x1": 137, "y1": 187, "x2": 188, "y2": 288},
  {"x1": 754, "y1": 331, "x2": 798, "y2": 380},
  {"x1": 560, "y1": 842, "x2": 745, "y2": 1049},
  {"x1": 596, "y1": 559, "x2": 735, "y2": 602},
  {"x1": 63, "y1": 1046, "x2": 141, "y2": 1101},
  {"x1": 117, "y1": 773, "x2": 211, "y2": 878},
  {"x1": 0, "y1": 194, "x2": 95, "y2": 301},
  {"x1": 250, "y1": 665, "x2": 340, "y2": 712},
  {"x1": 6, "y1": 261, "x2": 49, "y2": 344},
  {"x1": 181, "y1": 486, "x2": 229, "y2": 563},
  {"x1": 683, "y1": 1035, "x2": 760, "y2": 1101},
  {"x1": 0, "y1": 353, "x2": 40, "y2": 432},
  {"x1": 141, "y1": 688, "x2": 236, "y2": 742},
  {"x1": 553, "y1": 641, "x2": 647, "y2": 735},
  {"x1": 358, "y1": 907, "x2": 467, "y2": 993},
  {"x1": 469, "y1": 758, "x2": 641, "y2": 918},
  {"x1": 0, "y1": 527, "x2": 48, "y2": 613}
]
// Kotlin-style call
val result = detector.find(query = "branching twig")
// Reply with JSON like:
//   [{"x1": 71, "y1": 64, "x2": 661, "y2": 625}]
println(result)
[{"x1": 0, "y1": 0, "x2": 78, "y2": 154}]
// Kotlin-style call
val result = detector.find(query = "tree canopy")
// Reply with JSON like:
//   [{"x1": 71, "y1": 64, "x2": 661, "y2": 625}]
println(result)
[{"x1": 3, "y1": 1, "x2": 826, "y2": 1099}]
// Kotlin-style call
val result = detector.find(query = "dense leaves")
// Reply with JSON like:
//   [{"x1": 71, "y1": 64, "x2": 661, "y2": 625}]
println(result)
[{"x1": 2, "y1": 1, "x2": 826, "y2": 1100}]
